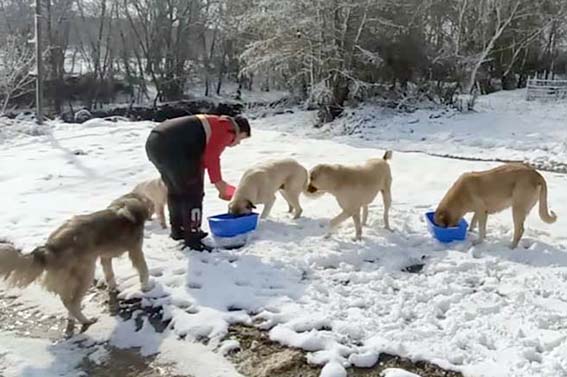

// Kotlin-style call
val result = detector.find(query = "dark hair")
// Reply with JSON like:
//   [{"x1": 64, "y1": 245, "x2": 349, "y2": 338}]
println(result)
[{"x1": 234, "y1": 115, "x2": 251, "y2": 137}]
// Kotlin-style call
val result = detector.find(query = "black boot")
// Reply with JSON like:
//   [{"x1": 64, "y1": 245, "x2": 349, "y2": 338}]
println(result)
[
  {"x1": 181, "y1": 197, "x2": 212, "y2": 252},
  {"x1": 173, "y1": 229, "x2": 208, "y2": 242},
  {"x1": 184, "y1": 238, "x2": 213, "y2": 252},
  {"x1": 170, "y1": 228, "x2": 185, "y2": 241},
  {"x1": 168, "y1": 195, "x2": 185, "y2": 241}
]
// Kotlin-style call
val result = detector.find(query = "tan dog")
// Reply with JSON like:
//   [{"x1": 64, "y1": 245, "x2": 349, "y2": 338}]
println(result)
[
  {"x1": 133, "y1": 178, "x2": 168, "y2": 228},
  {"x1": 434, "y1": 163, "x2": 557, "y2": 248},
  {"x1": 0, "y1": 192, "x2": 154, "y2": 335},
  {"x1": 307, "y1": 151, "x2": 393, "y2": 240},
  {"x1": 229, "y1": 158, "x2": 309, "y2": 219}
]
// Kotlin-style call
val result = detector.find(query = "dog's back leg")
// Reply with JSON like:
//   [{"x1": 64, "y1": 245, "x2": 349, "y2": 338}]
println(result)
[
  {"x1": 128, "y1": 243, "x2": 151, "y2": 291},
  {"x1": 352, "y1": 210, "x2": 363, "y2": 240},
  {"x1": 62, "y1": 264, "x2": 98, "y2": 334},
  {"x1": 510, "y1": 186, "x2": 538, "y2": 249},
  {"x1": 511, "y1": 206, "x2": 528, "y2": 249},
  {"x1": 157, "y1": 202, "x2": 167, "y2": 229},
  {"x1": 100, "y1": 257, "x2": 117, "y2": 291},
  {"x1": 280, "y1": 189, "x2": 303, "y2": 219},
  {"x1": 381, "y1": 187, "x2": 392, "y2": 231},
  {"x1": 279, "y1": 189, "x2": 293, "y2": 213},
  {"x1": 362, "y1": 205, "x2": 369, "y2": 226}
]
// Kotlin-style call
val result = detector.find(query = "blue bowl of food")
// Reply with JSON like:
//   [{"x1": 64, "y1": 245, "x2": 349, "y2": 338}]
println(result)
[
  {"x1": 425, "y1": 211, "x2": 468, "y2": 243},
  {"x1": 208, "y1": 213, "x2": 259, "y2": 238}
]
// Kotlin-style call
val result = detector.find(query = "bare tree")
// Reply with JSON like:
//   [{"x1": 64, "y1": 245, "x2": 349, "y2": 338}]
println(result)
[
  {"x1": 74, "y1": 0, "x2": 121, "y2": 108},
  {"x1": 0, "y1": 36, "x2": 35, "y2": 113},
  {"x1": 122, "y1": 0, "x2": 203, "y2": 102},
  {"x1": 1, "y1": 0, "x2": 567, "y2": 116},
  {"x1": 44, "y1": 0, "x2": 74, "y2": 113},
  {"x1": 238, "y1": 0, "x2": 384, "y2": 120}
]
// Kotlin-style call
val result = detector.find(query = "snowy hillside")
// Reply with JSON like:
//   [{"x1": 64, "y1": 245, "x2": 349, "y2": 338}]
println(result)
[
  {"x1": 1, "y1": 90, "x2": 567, "y2": 377},
  {"x1": 260, "y1": 89, "x2": 567, "y2": 170}
]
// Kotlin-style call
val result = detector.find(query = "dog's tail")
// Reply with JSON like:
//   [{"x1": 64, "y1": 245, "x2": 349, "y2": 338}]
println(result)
[
  {"x1": 0, "y1": 242, "x2": 48, "y2": 288},
  {"x1": 537, "y1": 174, "x2": 557, "y2": 224},
  {"x1": 383, "y1": 150, "x2": 393, "y2": 161}
]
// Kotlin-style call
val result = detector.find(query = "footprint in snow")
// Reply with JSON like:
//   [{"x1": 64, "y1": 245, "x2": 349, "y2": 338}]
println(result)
[
  {"x1": 187, "y1": 281, "x2": 202, "y2": 289},
  {"x1": 234, "y1": 280, "x2": 251, "y2": 287}
]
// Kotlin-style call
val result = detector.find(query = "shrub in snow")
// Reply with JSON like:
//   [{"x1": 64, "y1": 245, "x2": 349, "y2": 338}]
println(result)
[{"x1": 453, "y1": 94, "x2": 477, "y2": 112}]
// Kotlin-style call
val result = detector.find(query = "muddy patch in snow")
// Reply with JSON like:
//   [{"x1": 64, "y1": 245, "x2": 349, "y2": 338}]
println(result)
[
  {"x1": 226, "y1": 325, "x2": 463, "y2": 377},
  {"x1": 1, "y1": 288, "x2": 462, "y2": 377},
  {"x1": 0, "y1": 290, "x2": 187, "y2": 377}
]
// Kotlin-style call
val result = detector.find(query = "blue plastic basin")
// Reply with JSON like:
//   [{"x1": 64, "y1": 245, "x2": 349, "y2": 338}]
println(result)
[
  {"x1": 207, "y1": 213, "x2": 259, "y2": 238},
  {"x1": 425, "y1": 211, "x2": 468, "y2": 243}
]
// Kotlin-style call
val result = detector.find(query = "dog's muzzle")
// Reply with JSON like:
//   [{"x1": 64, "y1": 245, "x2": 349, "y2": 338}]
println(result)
[{"x1": 307, "y1": 184, "x2": 319, "y2": 193}]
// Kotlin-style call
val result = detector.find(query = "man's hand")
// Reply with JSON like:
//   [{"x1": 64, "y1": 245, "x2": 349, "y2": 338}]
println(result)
[
  {"x1": 215, "y1": 180, "x2": 228, "y2": 195},
  {"x1": 215, "y1": 180, "x2": 235, "y2": 201}
]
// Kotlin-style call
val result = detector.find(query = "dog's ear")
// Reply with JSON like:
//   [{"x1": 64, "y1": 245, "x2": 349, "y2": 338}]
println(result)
[{"x1": 246, "y1": 200, "x2": 256, "y2": 210}]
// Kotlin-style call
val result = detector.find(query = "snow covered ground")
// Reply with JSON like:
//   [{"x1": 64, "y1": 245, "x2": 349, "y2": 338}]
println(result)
[
  {"x1": 261, "y1": 89, "x2": 567, "y2": 169},
  {"x1": 2, "y1": 90, "x2": 567, "y2": 377}
]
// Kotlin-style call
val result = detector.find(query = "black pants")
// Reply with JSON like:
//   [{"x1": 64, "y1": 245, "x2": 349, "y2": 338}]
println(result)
[{"x1": 145, "y1": 116, "x2": 206, "y2": 244}]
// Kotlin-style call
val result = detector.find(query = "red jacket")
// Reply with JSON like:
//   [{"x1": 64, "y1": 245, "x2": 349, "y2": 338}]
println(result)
[{"x1": 197, "y1": 115, "x2": 236, "y2": 184}]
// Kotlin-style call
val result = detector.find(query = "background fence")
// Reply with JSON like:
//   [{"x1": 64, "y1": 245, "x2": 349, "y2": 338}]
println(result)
[{"x1": 526, "y1": 78, "x2": 567, "y2": 101}]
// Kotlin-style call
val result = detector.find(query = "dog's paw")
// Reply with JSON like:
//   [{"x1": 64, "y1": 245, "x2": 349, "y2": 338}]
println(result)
[
  {"x1": 79, "y1": 318, "x2": 98, "y2": 333},
  {"x1": 108, "y1": 291, "x2": 119, "y2": 316},
  {"x1": 106, "y1": 280, "x2": 117, "y2": 292},
  {"x1": 468, "y1": 246, "x2": 482, "y2": 258},
  {"x1": 471, "y1": 238, "x2": 483, "y2": 246},
  {"x1": 141, "y1": 279, "x2": 155, "y2": 292},
  {"x1": 64, "y1": 320, "x2": 76, "y2": 338}
]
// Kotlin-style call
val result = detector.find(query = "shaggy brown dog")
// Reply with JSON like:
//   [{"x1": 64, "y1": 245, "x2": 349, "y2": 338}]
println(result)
[
  {"x1": 0, "y1": 192, "x2": 154, "y2": 334},
  {"x1": 435, "y1": 163, "x2": 557, "y2": 248}
]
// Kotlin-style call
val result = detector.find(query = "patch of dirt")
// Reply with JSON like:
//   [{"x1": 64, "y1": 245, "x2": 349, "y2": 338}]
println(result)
[
  {"x1": 0, "y1": 293, "x2": 67, "y2": 338},
  {"x1": 1, "y1": 287, "x2": 462, "y2": 377},
  {"x1": 226, "y1": 325, "x2": 463, "y2": 377},
  {"x1": 78, "y1": 347, "x2": 185, "y2": 377},
  {"x1": 0, "y1": 289, "x2": 186, "y2": 377},
  {"x1": 226, "y1": 325, "x2": 318, "y2": 377}
]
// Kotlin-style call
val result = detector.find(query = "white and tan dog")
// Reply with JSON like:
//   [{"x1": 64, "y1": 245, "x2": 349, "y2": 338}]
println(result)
[
  {"x1": 307, "y1": 151, "x2": 393, "y2": 240},
  {"x1": 133, "y1": 178, "x2": 168, "y2": 228},
  {"x1": 0, "y1": 192, "x2": 154, "y2": 335},
  {"x1": 229, "y1": 158, "x2": 309, "y2": 219},
  {"x1": 435, "y1": 163, "x2": 557, "y2": 248}
]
